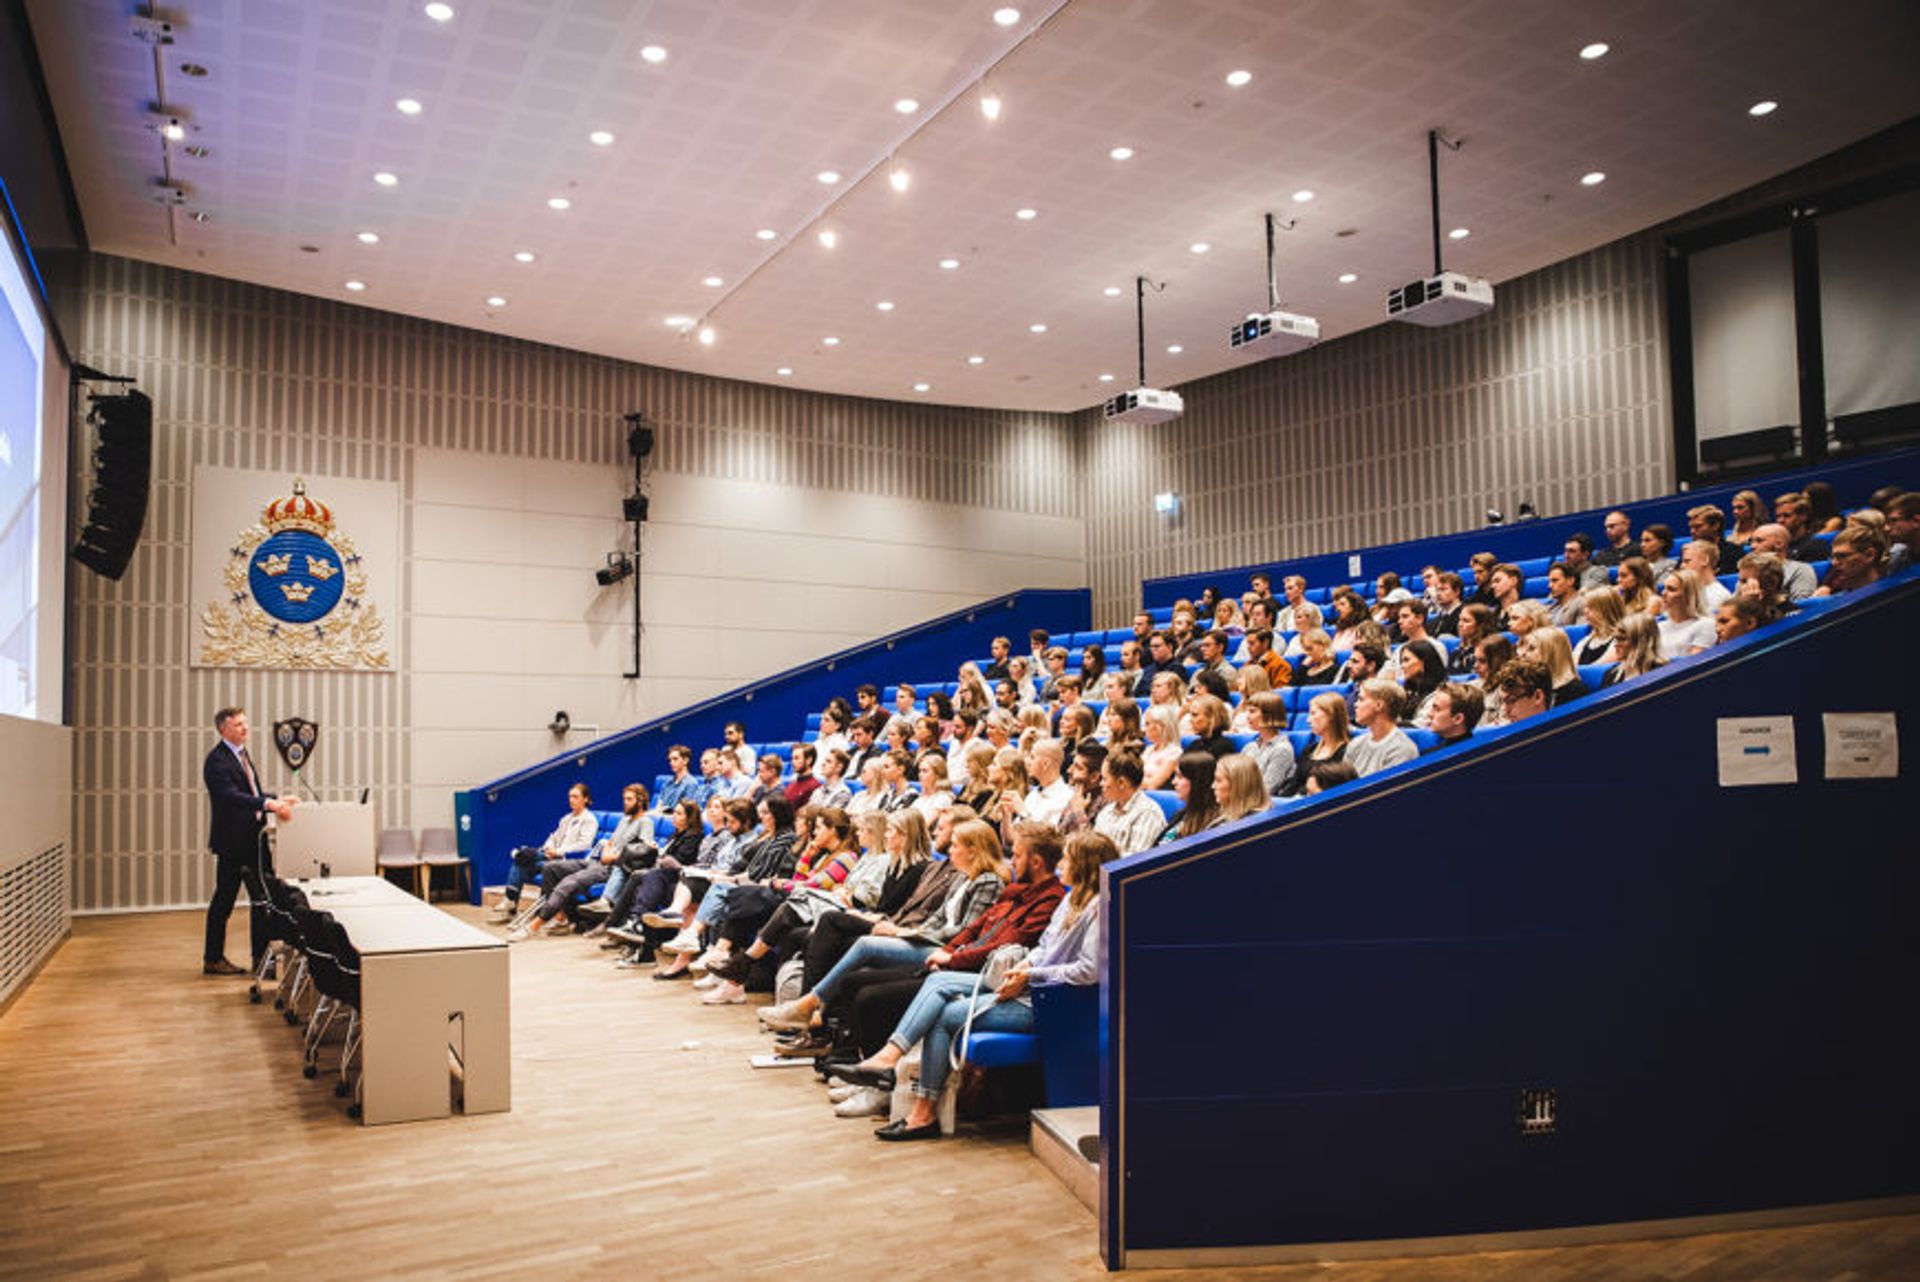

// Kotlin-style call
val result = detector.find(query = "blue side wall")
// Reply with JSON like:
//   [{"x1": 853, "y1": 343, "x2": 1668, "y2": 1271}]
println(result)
[
  {"x1": 454, "y1": 588, "x2": 1089, "y2": 900},
  {"x1": 1100, "y1": 574, "x2": 1918, "y2": 1265},
  {"x1": 1143, "y1": 447, "x2": 1920, "y2": 606}
]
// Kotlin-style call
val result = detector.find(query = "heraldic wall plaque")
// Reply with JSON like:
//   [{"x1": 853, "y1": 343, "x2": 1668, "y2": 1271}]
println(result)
[{"x1": 190, "y1": 468, "x2": 400, "y2": 671}]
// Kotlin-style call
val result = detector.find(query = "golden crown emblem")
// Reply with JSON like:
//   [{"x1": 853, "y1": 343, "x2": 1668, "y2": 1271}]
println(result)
[
  {"x1": 262, "y1": 478, "x2": 335, "y2": 536},
  {"x1": 279, "y1": 582, "x2": 315, "y2": 603},
  {"x1": 256, "y1": 552, "x2": 292, "y2": 576}
]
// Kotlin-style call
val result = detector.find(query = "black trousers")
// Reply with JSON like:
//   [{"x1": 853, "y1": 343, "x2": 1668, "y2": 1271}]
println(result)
[
  {"x1": 607, "y1": 865, "x2": 680, "y2": 926},
  {"x1": 802, "y1": 909, "x2": 876, "y2": 992},
  {"x1": 838, "y1": 971, "x2": 926, "y2": 1058},
  {"x1": 204, "y1": 849, "x2": 270, "y2": 965}
]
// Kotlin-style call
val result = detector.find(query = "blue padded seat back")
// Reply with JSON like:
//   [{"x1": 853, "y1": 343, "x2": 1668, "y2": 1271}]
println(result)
[{"x1": 1145, "y1": 790, "x2": 1180, "y2": 821}]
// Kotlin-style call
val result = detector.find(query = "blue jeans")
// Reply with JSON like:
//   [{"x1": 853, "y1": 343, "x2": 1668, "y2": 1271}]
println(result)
[
  {"x1": 891, "y1": 973, "x2": 1035, "y2": 1099},
  {"x1": 694, "y1": 881, "x2": 736, "y2": 928},
  {"x1": 810, "y1": 935, "x2": 935, "y2": 1004},
  {"x1": 602, "y1": 866, "x2": 628, "y2": 904}
]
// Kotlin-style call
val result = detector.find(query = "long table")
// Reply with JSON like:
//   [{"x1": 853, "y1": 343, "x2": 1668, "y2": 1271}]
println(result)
[{"x1": 294, "y1": 876, "x2": 510, "y2": 1125}]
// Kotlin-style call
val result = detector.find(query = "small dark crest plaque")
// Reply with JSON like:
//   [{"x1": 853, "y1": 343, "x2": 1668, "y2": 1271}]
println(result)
[{"x1": 272, "y1": 717, "x2": 319, "y2": 771}]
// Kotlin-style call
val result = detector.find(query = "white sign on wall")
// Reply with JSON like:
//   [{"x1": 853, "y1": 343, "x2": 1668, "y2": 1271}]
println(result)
[
  {"x1": 189, "y1": 466, "x2": 400, "y2": 670},
  {"x1": 1716, "y1": 716, "x2": 1797, "y2": 787},
  {"x1": 1823, "y1": 712, "x2": 1899, "y2": 779}
]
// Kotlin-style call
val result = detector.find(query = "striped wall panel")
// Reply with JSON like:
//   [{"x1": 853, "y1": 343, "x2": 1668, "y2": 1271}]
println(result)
[
  {"x1": 1077, "y1": 234, "x2": 1675, "y2": 623},
  {"x1": 67, "y1": 255, "x2": 1081, "y2": 912}
]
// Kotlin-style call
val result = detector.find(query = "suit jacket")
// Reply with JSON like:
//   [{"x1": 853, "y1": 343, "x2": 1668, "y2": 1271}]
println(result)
[{"x1": 205, "y1": 741, "x2": 275, "y2": 861}]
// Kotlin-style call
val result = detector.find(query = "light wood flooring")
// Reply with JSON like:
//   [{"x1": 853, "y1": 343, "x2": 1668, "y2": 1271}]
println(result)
[{"x1": 1, "y1": 907, "x2": 1915, "y2": 1282}]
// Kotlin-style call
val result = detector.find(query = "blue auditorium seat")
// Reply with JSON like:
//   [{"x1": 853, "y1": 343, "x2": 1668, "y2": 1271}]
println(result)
[
  {"x1": 1404, "y1": 728, "x2": 1442, "y2": 753},
  {"x1": 1523, "y1": 575, "x2": 1551, "y2": 599},
  {"x1": 1103, "y1": 627, "x2": 1136, "y2": 644},
  {"x1": 1515, "y1": 557, "x2": 1554, "y2": 576},
  {"x1": 1145, "y1": 791, "x2": 1180, "y2": 821},
  {"x1": 1565, "y1": 624, "x2": 1591, "y2": 646},
  {"x1": 1810, "y1": 560, "x2": 1830, "y2": 582},
  {"x1": 1227, "y1": 732, "x2": 1257, "y2": 751},
  {"x1": 1147, "y1": 606, "x2": 1174, "y2": 624},
  {"x1": 804, "y1": 713, "x2": 823, "y2": 732},
  {"x1": 1286, "y1": 730, "x2": 1313, "y2": 757},
  {"x1": 1577, "y1": 663, "x2": 1617, "y2": 692}
]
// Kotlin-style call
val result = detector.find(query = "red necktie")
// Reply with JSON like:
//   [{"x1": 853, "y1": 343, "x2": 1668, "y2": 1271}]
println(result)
[{"x1": 239, "y1": 748, "x2": 260, "y2": 795}]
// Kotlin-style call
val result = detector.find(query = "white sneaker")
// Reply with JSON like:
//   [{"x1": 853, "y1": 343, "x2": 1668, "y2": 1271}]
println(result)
[
  {"x1": 487, "y1": 900, "x2": 517, "y2": 922},
  {"x1": 833, "y1": 1086, "x2": 892, "y2": 1117},
  {"x1": 828, "y1": 1083, "x2": 860, "y2": 1103},
  {"x1": 547, "y1": 919, "x2": 572, "y2": 936},
  {"x1": 504, "y1": 924, "x2": 532, "y2": 942},
  {"x1": 663, "y1": 930, "x2": 702, "y2": 954},
  {"x1": 758, "y1": 1000, "x2": 813, "y2": 1032},
  {"x1": 700, "y1": 980, "x2": 746, "y2": 1005},
  {"x1": 691, "y1": 973, "x2": 719, "y2": 990}
]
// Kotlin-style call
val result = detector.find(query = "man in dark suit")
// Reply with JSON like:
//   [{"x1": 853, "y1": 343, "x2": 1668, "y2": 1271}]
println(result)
[{"x1": 202, "y1": 706, "x2": 296, "y2": 975}]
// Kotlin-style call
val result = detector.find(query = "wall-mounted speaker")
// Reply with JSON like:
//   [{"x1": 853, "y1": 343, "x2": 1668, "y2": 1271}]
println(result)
[{"x1": 72, "y1": 390, "x2": 152, "y2": 581}]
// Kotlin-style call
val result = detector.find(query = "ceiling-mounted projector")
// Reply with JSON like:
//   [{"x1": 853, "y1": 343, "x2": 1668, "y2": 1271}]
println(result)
[
  {"x1": 1229, "y1": 310, "x2": 1320, "y2": 356},
  {"x1": 1104, "y1": 387, "x2": 1184, "y2": 424},
  {"x1": 1387, "y1": 272, "x2": 1493, "y2": 326}
]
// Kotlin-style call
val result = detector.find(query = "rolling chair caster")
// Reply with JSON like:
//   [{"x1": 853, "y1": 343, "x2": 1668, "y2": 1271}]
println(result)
[
  {"x1": 347, "y1": 1104, "x2": 362, "y2": 1120},
  {"x1": 284, "y1": 1011, "x2": 299, "y2": 1026},
  {"x1": 334, "y1": 1080, "x2": 350, "y2": 1098},
  {"x1": 249, "y1": 987, "x2": 262, "y2": 1004},
  {"x1": 303, "y1": 1064, "x2": 317, "y2": 1079}
]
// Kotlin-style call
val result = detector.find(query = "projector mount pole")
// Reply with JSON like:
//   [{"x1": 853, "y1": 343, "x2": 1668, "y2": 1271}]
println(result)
[
  {"x1": 1429, "y1": 127, "x2": 1443, "y2": 276},
  {"x1": 1266, "y1": 212, "x2": 1279, "y2": 313},
  {"x1": 1135, "y1": 275, "x2": 1147, "y2": 388}
]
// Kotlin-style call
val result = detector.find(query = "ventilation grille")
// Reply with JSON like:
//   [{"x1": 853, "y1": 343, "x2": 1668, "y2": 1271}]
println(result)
[{"x1": 1, "y1": 845, "x2": 69, "y2": 1008}]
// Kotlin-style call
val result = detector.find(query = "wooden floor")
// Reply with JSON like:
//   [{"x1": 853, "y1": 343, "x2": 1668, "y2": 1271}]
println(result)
[{"x1": 2, "y1": 908, "x2": 1916, "y2": 1282}]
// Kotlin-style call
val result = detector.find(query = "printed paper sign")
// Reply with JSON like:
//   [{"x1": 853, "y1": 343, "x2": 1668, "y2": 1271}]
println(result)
[
  {"x1": 1823, "y1": 713, "x2": 1899, "y2": 779},
  {"x1": 1716, "y1": 716, "x2": 1797, "y2": 787},
  {"x1": 1347, "y1": 554, "x2": 1363, "y2": 578}
]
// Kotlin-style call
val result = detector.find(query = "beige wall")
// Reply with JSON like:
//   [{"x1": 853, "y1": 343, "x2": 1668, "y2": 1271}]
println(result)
[{"x1": 0, "y1": 714, "x2": 70, "y2": 1001}]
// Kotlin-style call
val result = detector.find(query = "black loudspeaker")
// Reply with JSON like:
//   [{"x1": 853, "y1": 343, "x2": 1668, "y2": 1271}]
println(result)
[
  {"x1": 72, "y1": 389, "x2": 152, "y2": 581},
  {"x1": 623, "y1": 494, "x2": 650, "y2": 522}
]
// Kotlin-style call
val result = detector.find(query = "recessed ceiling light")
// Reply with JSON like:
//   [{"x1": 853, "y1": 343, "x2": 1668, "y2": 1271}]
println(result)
[
  {"x1": 992, "y1": 7, "x2": 1020, "y2": 26},
  {"x1": 1103, "y1": 285, "x2": 1122, "y2": 297},
  {"x1": 888, "y1": 167, "x2": 911, "y2": 193},
  {"x1": 1578, "y1": 42, "x2": 1609, "y2": 60},
  {"x1": 776, "y1": 367, "x2": 793, "y2": 376},
  {"x1": 373, "y1": 171, "x2": 398, "y2": 187},
  {"x1": 817, "y1": 169, "x2": 841, "y2": 184},
  {"x1": 967, "y1": 355, "x2": 985, "y2": 365},
  {"x1": 703, "y1": 275, "x2": 724, "y2": 287},
  {"x1": 486, "y1": 295, "x2": 507, "y2": 307},
  {"x1": 548, "y1": 196, "x2": 571, "y2": 210},
  {"x1": 1166, "y1": 344, "x2": 1183, "y2": 354},
  {"x1": 1749, "y1": 99, "x2": 1778, "y2": 117},
  {"x1": 357, "y1": 231, "x2": 380, "y2": 244},
  {"x1": 344, "y1": 280, "x2": 366, "y2": 292},
  {"x1": 639, "y1": 44, "x2": 668, "y2": 63},
  {"x1": 396, "y1": 97, "x2": 423, "y2": 116},
  {"x1": 698, "y1": 326, "x2": 716, "y2": 346},
  {"x1": 664, "y1": 315, "x2": 693, "y2": 328},
  {"x1": 1225, "y1": 69, "x2": 1252, "y2": 87},
  {"x1": 589, "y1": 130, "x2": 615, "y2": 146},
  {"x1": 1449, "y1": 227, "x2": 1470, "y2": 240},
  {"x1": 822, "y1": 336, "x2": 841, "y2": 347},
  {"x1": 876, "y1": 300, "x2": 895, "y2": 312},
  {"x1": 1580, "y1": 171, "x2": 1607, "y2": 186},
  {"x1": 1098, "y1": 373, "x2": 1114, "y2": 382},
  {"x1": 1029, "y1": 322, "x2": 1047, "y2": 333},
  {"x1": 912, "y1": 382, "x2": 931, "y2": 392},
  {"x1": 979, "y1": 92, "x2": 1002, "y2": 121},
  {"x1": 1189, "y1": 242, "x2": 1210, "y2": 254},
  {"x1": 755, "y1": 228, "x2": 777, "y2": 241},
  {"x1": 424, "y1": 2, "x2": 454, "y2": 21},
  {"x1": 161, "y1": 122, "x2": 185, "y2": 141},
  {"x1": 1015, "y1": 207, "x2": 1037, "y2": 220},
  {"x1": 818, "y1": 229, "x2": 838, "y2": 249},
  {"x1": 1337, "y1": 272, "x2": 1358, "y2": 284},
  {"x1": 894, "y1": 98, "x2": 919, "y2": 114},
  {"x1": 1292, "y1": 189, "x2": 1315, "y2": 203},
  {"x1": 938, "y1": 257, "x2": 961, "y2": 270},
  {"x1": 513, "y1": 250, "x2": 535, "y2": 263},
  {"x1": 1109, "y1": 146, "x2": 1134, "y2": 161}
]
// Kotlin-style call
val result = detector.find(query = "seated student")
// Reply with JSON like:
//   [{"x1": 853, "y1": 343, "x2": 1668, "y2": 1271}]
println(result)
[
  {"x1": 1239, "y1": 691, "x2": 1295, "y2": 795},
  {"x1": 1506, "y1": 599, "x2": 1551, "y2": 650},
  {"x1": 1804, "y1": 480, "x2": 1847, "y2": 534},
  {"x1": 1136, "y1": 630, "x2": 1184, "y2": 697},
  {"x1": 1396, "y1": 639, "x2": 1448, "y2": 727},
  {"x1": 978, "y1": 747, "x2": 1032, "y2": 840},
  {"x1": 1282, "y1": 596, "x2": 1325, "y2": 646},
  {"x1": 1093, "y1": 750, "x2": 1168, "y2": 856},
  {"x1": 1102, "y1": 697, "x2": 1144, "y2": 753},
  {"x1": 1575, "y1": 587, "x2": 1626, "y2": 665},
  {"x1": 1328, "y1": 590, "x2": 1370, "y2": 651},
  {"x1": 1466, "y1": 552, "x2": 1500, "y2": 608},
  {"x1": 1184, "y1": 694, "x2": 1237, "y2": 759},
  {"x1": 1657, "y1": 569, "x2": 1717, "y2": 656},
  {"x1": 1448, "y1": 605, "x2": 1497, "y2": 676},
  {"x1": 1292, "y1": 628, "x2": 1339, "y2": 685},
  {"x1": 1027, "y1": 628, "x2": 1052, "y2": 674},
  {"x1": 983, "y1": 635, "x2": 1013, "y2": 682},
  {"x1": 834, "y1": 828, "x2": 1111, "y2": 1135},
  {"x1": 1280, "y1": 692, "x2": 1351, "y2": 796},
  {"x1": 696, "y1": 808, "x2": 866, "y2": 1002},
  {"x1": 1596, "y1": 509, "x2": 1635, "y2": 567},
  {"x1": 1687, "y1": 504, "x2": 1745, "y2": 573},
  {"x1": 1562, "y1": 534, "x2": 1611, "y2": 591},
  {"x1": 1212, "y1": 597, "x2": 1246, "y2": 640},
  {"x1": 1393, "y1": 599, "x2": 1435, "y2": 652},
  {"x1": 600, "y1": 798, "x2": 708, "y2": 946},
  {"x1": 650, "y1": 745, "x2": 705, "y2": 814},
  {"x1": 490, "y1": 782, "x2": 601, "y2": 921},
  {"x1": 1423, "y1": 682, "x2": 1485, "y2": 750},
  {"x1": 1714, "y1": 595, "x2": 1768, "y2": 645},
  {"x1": 1189, "y1": 629, "x2": 1234, "y2": 685},
  {"x1": 1155, "y1": 751, "x2": 1221, "y2": 844},
  {"x1": 1615, "y1": 556, "x2": 1660, "y2": 617},
  {"x1": 1679, "y1": 540, "x2": 1733, "y2": 611},
  {"x1": 1347, "y1": 680, "x2": 1418, "y2": 776},
  {"x1": 1474, "y1": 634, "x2": 1516, "y2": 727},
  {"x1": 1139, "y1": 703, "x2": 1184, "y2": 791},
  {"x1": 884, "y1": 684, "x2": 920, "y2": 741},
  {"x1": 1303, "y1": 758, "x2": 1359, "y2": 795},
  {"x1": 748, "y1": 753, "x2": 786, "y2": 806},
  {"x1": 1601, "y1": 613, "x2": 1667, "y2": 687},
  {"x1": 1209, "y1": 753, "x2": 1273, "y2": 827},
  {"x1": 1229, "y1": 664, "x2": 1271, "y2": 732},
  {"x1": 1496, "y1": 658, "x2": 1553, "y2": 723},
  {"x1": 784, "y1": 744, "x2": 822, "y2": 809},
  {"x1": 1745, "y1": 525, "x2": 1818, "y2": 600},
  {"x1": 953, "y1": 740, "x2": 997, "y2": 813},
  {"x1": 1729, "y1": 489, "x2": 1766, "y2": 546},
  {"x1": 722, "y1": 721, "x2": 758, "y2": 776},
  {"x1": 912, "y1": 753, "x2": 954, "y2": 825},
  {"x1": 1488, "y1": 563, "x2": 1526, "y2": 629},
  {"x1": 1530, "y1": 626, "x2": 1587, "y2": 706},
  {"x1": 758, "y1": 817, "x2": 1010, "y2": 1041},
  {"x1": 1011, "y1": 739, "x2": 1073, "y2": 830},
  {"x1": 1544, "y1": 562, "x2": 1587, "y2": 627},
  {"x1": 1815, "y1": 524, "x2": 1887, "y2": 595},
  {"x1": 871, "y1": 749, "x2": 920, "y2": 813},
  {"x1": 1886, "y1": 492, "x2": 1917, "y2": 574},
  {"x1": 709, "y1": 746, "x2": 754, "y2": 801},
  {"x1": 810, "y1": 748, "x2": 854, "y2": 811},
  {"x1": 1428, "y1": 571, "x2": 1466, "y2": 636},
  {"x1": 656, "y1": 794, "x2": 800, "y2": 964},
  {"x1": 506, "y1": 782, "x2": 653, "y2": 940},
  {"x1": 811, "y1": 708, "x2": 851, "y2": 761},
  {"x1": 1639, "y1": 524, "x2": 1677, "y2": 580}
]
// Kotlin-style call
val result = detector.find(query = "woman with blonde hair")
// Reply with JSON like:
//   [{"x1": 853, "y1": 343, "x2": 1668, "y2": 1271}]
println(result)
[
  {"x1": 1230, "y1": 663, "x2": 1271, "y2": 732},
  {"x1": 1212, "y1": 597, "x2": 1246, "y2": 637},
  {"x1": 1657, "y1": 569, "x2": 1715, "y2": 657},
  {"x1": 1730, "y1": 489, "x2": 1765, "y2": 544},
  {"x1": 1530, "y1": 626, "x2": 1586, "y2": 707},
  {"x1": 1293, "y1": 628, "x2": 1339, "y2": 685},
  {"x1": 1208, "y1": 753, "x2": 1272, "y2": 827},
  {"x1": 1575, "y1": 587, "x2": 1625, "y2": 665},
  {"x1": 1506, "y1": 599, "x2": 1551, "y2": 645},
  {"x1": 1280, "y1": 692, "x2": 1350, "y2": 796},
  {"x1": 955, "y1": 739, "x2": 997, "y2": 812},
  {"x1": 1141, "y1": 703, "x2": 1182, "y2": 791},
  {"x1": 984, "y1": 747, "x2": 1030, "y2": 820},
  {"x1": 1603, "y1": 612, "x2": 1667, "y2": 685},
  {"x1": 912, "y1": 753, "x2": 953, "y2": 825},
  {"x1": 1616, "y1": 556, "x2": 1659, "y2": 616}
]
